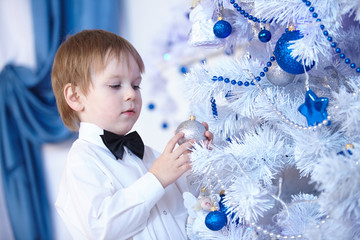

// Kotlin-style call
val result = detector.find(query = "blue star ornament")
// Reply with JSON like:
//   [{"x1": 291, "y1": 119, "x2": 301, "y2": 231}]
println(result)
[{"x1": 298, "y1": 89, "x2": 330, "y2": 126}]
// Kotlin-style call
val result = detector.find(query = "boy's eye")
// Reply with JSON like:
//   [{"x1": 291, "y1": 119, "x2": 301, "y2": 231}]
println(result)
[
  {"x1": 109, "y1": 84, "x2": 120, "y2": 89},
  {"x1": 133, "y1": 85, "x2": 141, "y2": 90}
]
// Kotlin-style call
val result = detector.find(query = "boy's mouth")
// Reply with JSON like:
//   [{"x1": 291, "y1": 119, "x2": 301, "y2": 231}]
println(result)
[{"x1": 122, "y1": 109, "x2": 135, "y2": 115}]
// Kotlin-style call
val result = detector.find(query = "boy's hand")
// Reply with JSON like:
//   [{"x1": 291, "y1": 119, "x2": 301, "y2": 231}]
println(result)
[
  {"x1": 201, "y1": 122, "x2": 213, "y2": 146},
  {"x1": 149, "y1": 132, "x2": 193, "y2": 188}
]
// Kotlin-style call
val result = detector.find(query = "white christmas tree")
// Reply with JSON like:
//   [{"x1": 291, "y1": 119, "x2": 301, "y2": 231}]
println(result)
[{"x1": 176, "y1": 0, "x2": 360, "y2": 239}]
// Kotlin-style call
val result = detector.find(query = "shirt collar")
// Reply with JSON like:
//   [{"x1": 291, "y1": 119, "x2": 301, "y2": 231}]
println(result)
[{"x1": 78, "y1": 122, "x2": 107, "y2": 149}]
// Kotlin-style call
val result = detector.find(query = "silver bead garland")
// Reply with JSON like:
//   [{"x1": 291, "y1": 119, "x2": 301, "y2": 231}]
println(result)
[{"x1": 248, "y1": 72, "x2": 332, "y2": 130}]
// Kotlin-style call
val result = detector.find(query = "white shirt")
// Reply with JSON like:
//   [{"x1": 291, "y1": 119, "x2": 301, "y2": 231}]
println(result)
[{"x1": 55, "y1": 122, "x2": 190, "y2": 240}]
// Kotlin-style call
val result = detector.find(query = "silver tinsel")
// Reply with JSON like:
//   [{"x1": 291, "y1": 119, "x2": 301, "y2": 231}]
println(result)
[{"x1": 176, "y1": 116, "x2": 206, "y2": 145}]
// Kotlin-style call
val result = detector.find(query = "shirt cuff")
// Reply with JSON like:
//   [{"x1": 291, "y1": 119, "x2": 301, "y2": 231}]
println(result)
[{"x1": 130, "y1": 172, "x2": 165, "y2": 210}]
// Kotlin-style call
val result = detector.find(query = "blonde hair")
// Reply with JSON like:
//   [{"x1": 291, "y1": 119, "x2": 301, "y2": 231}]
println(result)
[{"x1": 51, "y1": 29, "x2": 145, "y2": 131}]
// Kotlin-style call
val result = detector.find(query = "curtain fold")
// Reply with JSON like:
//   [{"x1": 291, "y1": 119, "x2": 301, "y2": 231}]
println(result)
[{"x1": 0, "y1": 0, "x2": 120, "y2": 239}]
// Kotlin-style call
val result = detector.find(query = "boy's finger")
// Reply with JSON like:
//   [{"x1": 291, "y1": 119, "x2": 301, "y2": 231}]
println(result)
[
  {"x1": 175, "y1": 154, "x2": 191, "y2": 167},
  {"x1": 205, "y1": 131, "x2": 213, "y2": 141},
  {"x1": 172, "y1": 140, "x2": 194, "y2": 158},
  {"x1": 164, "y1": 132, "x2": 184, "y2": 153},
  {"x1": 201, "y1": 122, "x2": 209, "y2": 131},
  {"x1": 177, "y1": 157, "x2": 192, "y2": 172}
]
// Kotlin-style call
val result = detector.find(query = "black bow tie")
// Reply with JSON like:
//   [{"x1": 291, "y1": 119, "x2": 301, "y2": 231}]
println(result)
[{"x1": 100, "y1": 130, "x2": 144, "y2": 160}]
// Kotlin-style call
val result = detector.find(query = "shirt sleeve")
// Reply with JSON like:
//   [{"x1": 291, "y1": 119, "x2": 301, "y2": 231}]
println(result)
[{"x1": 55, "y1": 147, "x2": 165, "y2": 240}]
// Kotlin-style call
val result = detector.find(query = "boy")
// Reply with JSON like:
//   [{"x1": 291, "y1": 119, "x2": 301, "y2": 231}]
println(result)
[{"x1": 51, "y1": 29, "x2": 213, "y2": 240}]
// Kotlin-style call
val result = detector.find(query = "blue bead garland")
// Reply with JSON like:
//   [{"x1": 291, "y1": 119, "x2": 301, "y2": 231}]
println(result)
[
  {"x1": 230, "y1": 0, "x2": 275, "y2": 44},
  {"x1": 209, "y1": 53, "x2": 281, "y2": 95},
  {"x1": 300, "y1": 0, "x2": 359, "y2": 73},
  {"x1": 211, "y1": 75, "x2": 253, "y2": 87},
  {"x1": 229, "y1": 0, "x2": 267, "y2": 24}
]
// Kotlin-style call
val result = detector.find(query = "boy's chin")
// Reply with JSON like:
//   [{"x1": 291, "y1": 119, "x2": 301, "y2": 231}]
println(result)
[{"x1": 114, "y1": 124, "x2": 137, "y2": 135}]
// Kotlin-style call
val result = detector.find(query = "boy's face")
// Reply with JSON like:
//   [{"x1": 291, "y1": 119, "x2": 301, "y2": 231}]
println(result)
[{"x1": 79, "y1": 54, "x2": 142, "y2": 135}]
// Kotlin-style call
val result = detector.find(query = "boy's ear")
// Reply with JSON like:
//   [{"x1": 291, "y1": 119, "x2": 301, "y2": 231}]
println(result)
[{"x1": 64, "y1": 83, "x2": 84, "y2": 112}]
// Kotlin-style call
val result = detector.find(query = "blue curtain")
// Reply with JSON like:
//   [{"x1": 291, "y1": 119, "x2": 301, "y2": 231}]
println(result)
[{"x1": 0, "y1": 0, "x2": 120, "y2": 239}]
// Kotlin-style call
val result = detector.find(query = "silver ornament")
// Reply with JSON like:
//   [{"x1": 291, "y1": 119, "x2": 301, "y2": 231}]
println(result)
[
  {"x1": 188, "y1": 3, "x2": 222, "y2": 47},
  {"x1": 175, "y1": 116, "x2": 206, "y2": 145},
  {"x1": 266, "y1": 61, "x2": 296, "y2": 87}
]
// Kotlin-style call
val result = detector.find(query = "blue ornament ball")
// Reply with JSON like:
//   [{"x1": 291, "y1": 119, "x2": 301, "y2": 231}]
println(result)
[
  {"x1": 213, "y1": 20, "x2": 232, "y2": 38},
  {"x1": 274, "y1": 30, "x2": 314, "y2": 74},
  {"x1": 205, "y1": 210, "x2": 227, "y2": 231},
  {"x1": 258, "y1": 29, "x2": 271, "y2": 42}
]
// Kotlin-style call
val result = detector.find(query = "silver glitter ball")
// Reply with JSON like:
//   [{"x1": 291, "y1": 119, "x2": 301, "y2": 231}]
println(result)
[
  {"x1": 266, "y1": 61, "x2": 295, "y2": 87},
  {"x1": 175, "y1": 116, "x2": 206, "y2": 145}
]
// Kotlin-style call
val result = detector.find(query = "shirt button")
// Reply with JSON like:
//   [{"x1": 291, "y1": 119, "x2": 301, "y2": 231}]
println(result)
[{"x1": 163, "y1": 210, "x2": 167, "y2": 215}]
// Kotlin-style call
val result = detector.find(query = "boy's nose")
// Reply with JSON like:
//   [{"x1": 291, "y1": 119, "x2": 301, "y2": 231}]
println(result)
[{"x1": 124, "y1": 86, "x2": 136, "y2": 101}]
